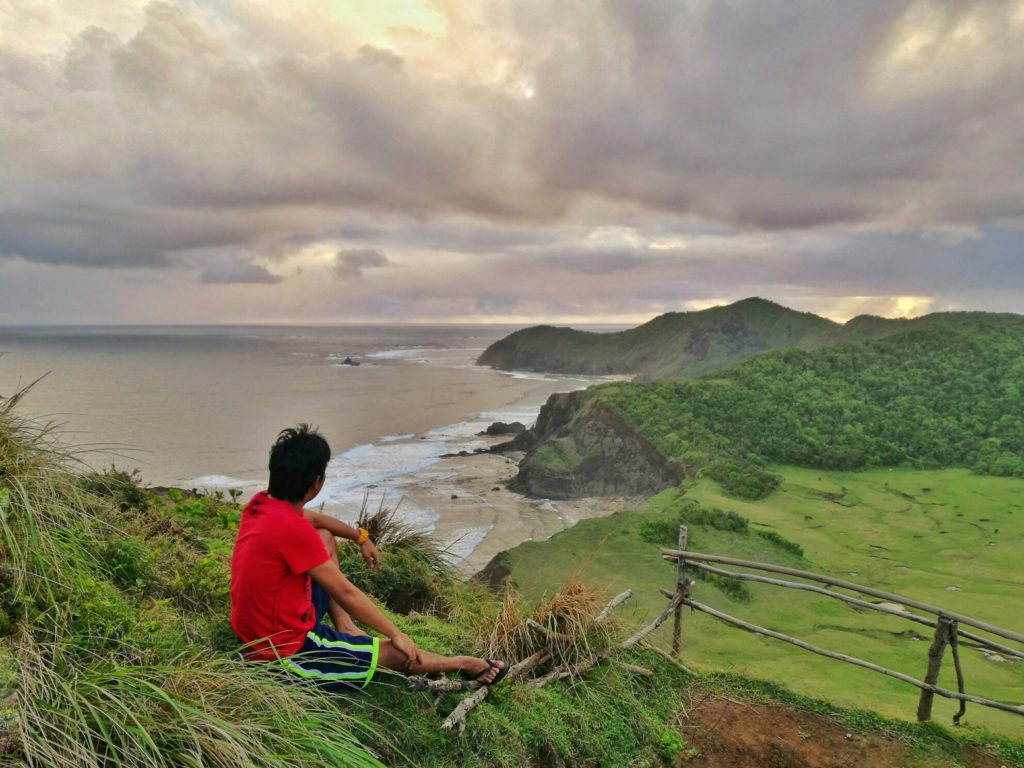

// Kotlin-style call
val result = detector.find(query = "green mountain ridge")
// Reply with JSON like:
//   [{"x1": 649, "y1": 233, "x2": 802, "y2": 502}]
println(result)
[
  {"x1": 478, "y1": 297, "x2": 1024, "y2": 380},
  {"x1": 511, "y1": 315, "x2": 1024, "y2": 500}
]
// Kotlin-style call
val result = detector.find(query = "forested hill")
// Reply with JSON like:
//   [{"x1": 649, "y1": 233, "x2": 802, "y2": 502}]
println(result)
[
  {"x1": 479, "y1": 297, "x2": 835, "y2": 379},
  {"x1": 513, "y1": 317, "x2": 1024, "y2": 499},
  {"x1": 478, "y1": 297, "x2": 1024, "y2": 380}
]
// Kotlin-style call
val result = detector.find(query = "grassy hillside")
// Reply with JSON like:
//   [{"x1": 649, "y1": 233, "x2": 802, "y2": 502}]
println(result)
[
  {"x1": 4, "y1": 389, "x2": 1021, "y2": 766},
  {"x1": 0, "y1": 388, "x2": 702, "y2": 767},
  {"x1": 478, "y1": 297, "x2": 1024, "y2": 381},
  {"x1": 497, "y1": 466, "x2": 1024, "y2": 741}
]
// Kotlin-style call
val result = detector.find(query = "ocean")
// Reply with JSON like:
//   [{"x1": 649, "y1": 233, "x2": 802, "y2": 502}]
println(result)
[{"x1": 0, "y1": 325, "x2": 613, "y2": 567}]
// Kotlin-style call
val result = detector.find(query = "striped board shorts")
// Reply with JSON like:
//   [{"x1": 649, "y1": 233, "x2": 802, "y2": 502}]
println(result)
[{"x1": 281, "y1": 581, "x2": 380, "y2": 689}]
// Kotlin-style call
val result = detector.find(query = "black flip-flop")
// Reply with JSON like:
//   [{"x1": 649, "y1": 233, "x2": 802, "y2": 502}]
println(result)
[
  {"x1": 464, "y1": 659, "x2": 510, "y2": 686},
  {"x1": 484, "y1": 659, "x2": 510, "y2": 686}
]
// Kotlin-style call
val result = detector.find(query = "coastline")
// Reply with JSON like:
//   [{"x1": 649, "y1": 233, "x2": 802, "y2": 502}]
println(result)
[
  {"x1": 302, "y1": 373, "x2": 637, "y2": 573},
  {"x1": 182, "y1": 358, "x2": 630, "y2": 570},
  {"x1": 378, "y1": 446, "x2": 638, "y2": 575},
  {"x1": 0, "y1": 324, "x2": 636, "y2": 570}
]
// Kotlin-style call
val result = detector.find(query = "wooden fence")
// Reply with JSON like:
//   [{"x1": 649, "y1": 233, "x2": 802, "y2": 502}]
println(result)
[{"x1": 661, "y1": 525, "x2": 1024, "y2": 724}]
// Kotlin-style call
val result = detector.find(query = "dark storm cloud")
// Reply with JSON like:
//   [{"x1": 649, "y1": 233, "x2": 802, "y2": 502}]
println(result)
[
  {"x1": 333, "y1": 248, "x2": 390, "y2": 279},
  {"x1": 525, "y1": 0, "x2": 1024, "y2": 229},
  {"x1": 1, "y1": 0, "x2": 1023, "y2": 321},
  {"x1": 200, "y1": 253, "x2": 281, "y2": 284}
]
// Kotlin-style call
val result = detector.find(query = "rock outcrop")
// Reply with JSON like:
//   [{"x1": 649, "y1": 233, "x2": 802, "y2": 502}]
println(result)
[
  {"x1": 489, "y1": 429, "x2": 535, "y2": 453},
  {"x1": 473, "y1": 551, "x2": 513, "y2": 590},
  {"x1": 479, "y1": 421, "x2": 527, "y2": 436},
  {"x1": 509, "y1": 390, "x2": 683, "y2": 499}
]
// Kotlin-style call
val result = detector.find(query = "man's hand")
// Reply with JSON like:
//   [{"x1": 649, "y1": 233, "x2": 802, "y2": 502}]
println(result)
[
  {"x1": 359, "y1": 539, "x2": 380, "y2": 570},
  {"x1": 390, "y1": 631, "x2": 421, "y2": 668}
]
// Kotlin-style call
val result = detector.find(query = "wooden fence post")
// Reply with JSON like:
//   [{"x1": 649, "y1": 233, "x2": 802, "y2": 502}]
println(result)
[
  {"x1": 672, "y1": 525, "x2": 689, "y2": 655},
  {"x1": 917, "y1": 616, "x2": 953, "y2": 722}
]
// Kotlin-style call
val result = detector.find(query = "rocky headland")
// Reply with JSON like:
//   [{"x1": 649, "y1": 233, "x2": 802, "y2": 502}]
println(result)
[{"x1": 507, "y1": 390, "x2": 682, "y2": 499}]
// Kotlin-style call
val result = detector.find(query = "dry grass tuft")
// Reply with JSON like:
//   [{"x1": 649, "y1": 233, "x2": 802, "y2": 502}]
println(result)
[
  {"x1": 482, "y1": 578, "x2": 532, "y2": 662},
  {"x1": 530, "y1": 578, "x2": 612, "y2": 668},
  {"x1": 480, "y1": 576, "x2": 614, "y2": 673}
]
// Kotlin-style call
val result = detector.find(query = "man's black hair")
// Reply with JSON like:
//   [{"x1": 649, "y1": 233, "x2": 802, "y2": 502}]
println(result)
[{"x1": 268, "y1": 424, "x2": 331, "y2": 502}]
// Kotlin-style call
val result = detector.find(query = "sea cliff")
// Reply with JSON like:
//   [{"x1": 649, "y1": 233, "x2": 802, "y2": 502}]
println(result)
[{"x1": 509, "y1": 390, "x2": 682, "y2": 498}]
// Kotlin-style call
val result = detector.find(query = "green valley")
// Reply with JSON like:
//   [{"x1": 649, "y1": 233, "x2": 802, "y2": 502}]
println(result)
[{"x1": 492, "y1": 466, "x2": 1024, "y2": 738}]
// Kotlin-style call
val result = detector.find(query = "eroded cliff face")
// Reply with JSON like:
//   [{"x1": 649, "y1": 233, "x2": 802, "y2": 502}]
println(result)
[{"x1": 510, "y1": 390, "x2": 682, "y2": 499}]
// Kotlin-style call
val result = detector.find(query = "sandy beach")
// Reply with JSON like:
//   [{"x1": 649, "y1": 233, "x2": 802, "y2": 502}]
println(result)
[{"x1": 340, "y1": 437, "x2": 639, "y2": 576}]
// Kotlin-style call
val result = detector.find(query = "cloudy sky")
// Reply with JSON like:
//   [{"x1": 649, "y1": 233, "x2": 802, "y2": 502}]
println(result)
[{"x1": 1, "y1": 0, "x2": 1022, "y2": 324}]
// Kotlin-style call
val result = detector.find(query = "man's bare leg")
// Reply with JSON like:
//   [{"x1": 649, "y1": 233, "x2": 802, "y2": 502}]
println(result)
[
  {"x1": 376, "y1": 641, "x2": 505, "y2": 683},
  {"x1": 316, "y1": 528, "x2": 367, "y2": 636}
]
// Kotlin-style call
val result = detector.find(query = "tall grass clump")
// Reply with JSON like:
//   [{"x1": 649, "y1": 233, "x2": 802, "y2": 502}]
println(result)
[
  {"x1": 354, "y1": 493, "x2": 452, "y2": 574},
  {"x1": 0, "y1": 384, "x2": 96, "y2": 610},
  {"x1": 0, "y1": 385, "x2": 382, "y2": 767},
  {"x1": 337, "y1": 494, "x2": 455, "y2": 615},
  {"x1": 482, "y1": 579, "x2": 531, "y2": 662},
  {"x1": 14, "y1": 631, "x2": 380, "y2": 768}
]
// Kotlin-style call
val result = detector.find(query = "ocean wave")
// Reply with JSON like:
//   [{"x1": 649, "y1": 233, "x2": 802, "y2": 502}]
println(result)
[
  {"x1": 314, "y1": 440, "x2": 446, "y2": 502},
  {"x1": 366, "y1": 347, "x2": 445, "y2": 360}
]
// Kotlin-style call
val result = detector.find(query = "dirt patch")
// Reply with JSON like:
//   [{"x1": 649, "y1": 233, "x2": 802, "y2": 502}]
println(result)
[{"x1": 677, "y1": 696, "x2": 1005, "y2": 768}]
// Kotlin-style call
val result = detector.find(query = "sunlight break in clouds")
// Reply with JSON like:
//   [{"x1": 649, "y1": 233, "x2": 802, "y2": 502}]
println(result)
[{"x1": 818, "y1": 296, "x2": 938, "y2": 323}]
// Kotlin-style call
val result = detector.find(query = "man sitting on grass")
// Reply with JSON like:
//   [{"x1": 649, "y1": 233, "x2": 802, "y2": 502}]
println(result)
[{"x1": 230, "y1": 424, "x2": 508, "y2": 688}]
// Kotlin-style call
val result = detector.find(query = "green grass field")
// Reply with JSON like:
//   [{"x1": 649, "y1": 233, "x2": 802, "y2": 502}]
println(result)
[{"x1": 502, "y1": 467, "x2": 1024, "y2": 738}]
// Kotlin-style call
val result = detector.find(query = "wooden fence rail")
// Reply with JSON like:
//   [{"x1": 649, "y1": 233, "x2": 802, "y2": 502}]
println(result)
[
  {"x1": 682, "y1": 560, "x2": 1024, "y2": 661},
  {"x1": 660, "y1": 529, "x2": 1024, "y2": 724}
]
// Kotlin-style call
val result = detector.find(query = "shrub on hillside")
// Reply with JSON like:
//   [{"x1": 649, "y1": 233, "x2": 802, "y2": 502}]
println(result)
[
  {"x1": 80, "y1": 466, "x2": 149, "y2": 512},
  {"x1": 705, "y1": 459, "x2": 782, "y2": 499},
  {"x1": 597, "y1": 322, "x2": 1024, "y2": 490},
  {"x1": 756, "y1": 529, "x2": 804, "y2": 557}
]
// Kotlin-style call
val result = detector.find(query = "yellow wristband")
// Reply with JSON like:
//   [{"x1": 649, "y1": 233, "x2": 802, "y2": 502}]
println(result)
[{"x1": 356, "y1": 527, "x2": 369, "y2": 545}]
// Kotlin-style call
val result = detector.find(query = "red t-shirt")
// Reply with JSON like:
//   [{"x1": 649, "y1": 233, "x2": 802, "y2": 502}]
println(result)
[{"x1": 229, "y1": 491, "x2": 329, "y2": 660}]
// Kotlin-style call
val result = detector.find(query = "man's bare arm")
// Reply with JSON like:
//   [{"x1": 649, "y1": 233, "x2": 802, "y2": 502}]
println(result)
[{"x1": 303, "y1": 509, "x2": 380, "y2": 569}]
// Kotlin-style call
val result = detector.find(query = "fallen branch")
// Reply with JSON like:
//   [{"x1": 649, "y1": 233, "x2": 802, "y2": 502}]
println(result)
[
  {"x1": 619, "y1": 592, "x2": 683, "y2": 652},
  {"x1": 440, "y1": 651, "x2": 551, "y2": 734},
  {"x1": 526, "y1": 619, "x2": 575, "y2": 643},
  {"x1": 509, "y1": 649, "x2": 552, "y2": 681},
  {"x1": 595, "y1": 590, "x2": 633, "y2": 624},
  {"x1": 407, "y1": 676, "x2": 482, "y2": 693},
  {"x1": 616, "y1": 662, "x2": 653, "y2": 678},
  {"x1": 639, "y1": 641, "x2": 696, "y2": 676},
  {"x1": 442, "y1": 686, "x2": 489, "y2": 734}
]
